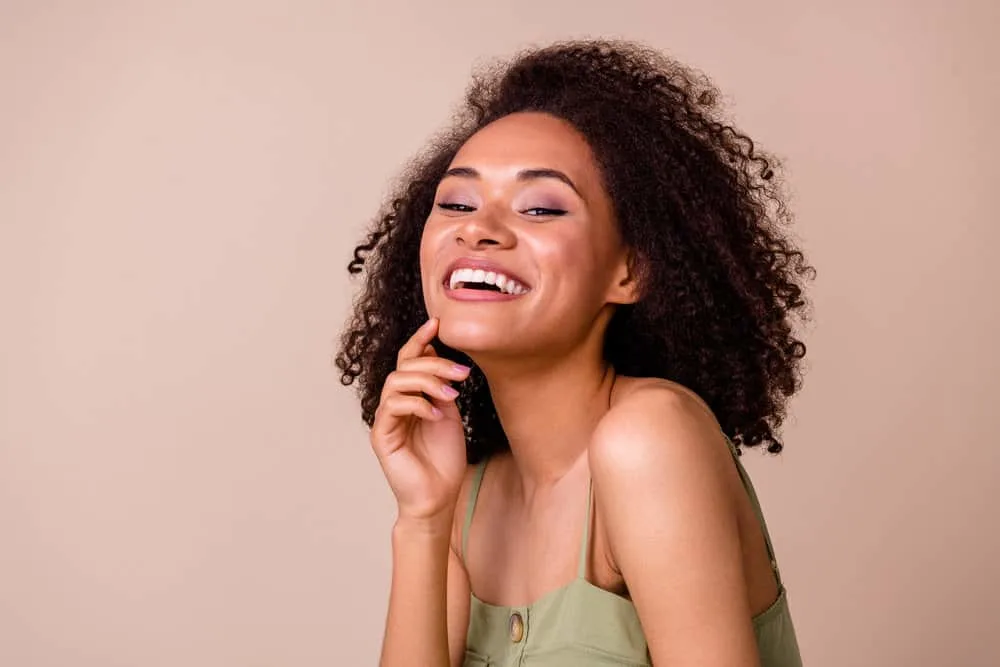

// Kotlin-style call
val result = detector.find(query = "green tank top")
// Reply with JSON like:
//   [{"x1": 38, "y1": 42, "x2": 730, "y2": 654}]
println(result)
[{"x1": 461, "y1": 436, "x2": 802, "y2": 666}]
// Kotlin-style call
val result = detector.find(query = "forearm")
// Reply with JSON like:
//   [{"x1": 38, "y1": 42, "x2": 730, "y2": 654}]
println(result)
[{"x1": 379, "y1": 515, "x2": 453, "y2": 667}]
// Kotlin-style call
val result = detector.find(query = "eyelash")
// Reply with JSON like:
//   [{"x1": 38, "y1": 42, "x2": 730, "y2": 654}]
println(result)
[{"x1": 436, "y1": 203, "x2": 567, "y2": 217}]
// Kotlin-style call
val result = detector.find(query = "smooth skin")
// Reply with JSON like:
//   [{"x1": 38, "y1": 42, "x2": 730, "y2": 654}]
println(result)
[{"x1": 371, "y1": 112, "x2": 779, "y2": 667}]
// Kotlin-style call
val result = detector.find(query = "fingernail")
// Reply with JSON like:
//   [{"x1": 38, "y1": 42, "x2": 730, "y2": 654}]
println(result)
[
  {"x1": 431, "y1": 406, "x2": 443, "y2": 418},
  {"x1": 452, "y1": 364, "x2": 471, "y2": 374},
  {"x1": 441, "y1": 385, "x2": 459, "y2": 398}
]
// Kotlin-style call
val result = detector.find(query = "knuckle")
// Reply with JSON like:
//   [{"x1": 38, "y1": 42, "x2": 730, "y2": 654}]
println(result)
[
  {"x1": 383, "y1": 370, "x2": 413, "y2": 394},
  {"x1": 396, "y1": 358, "x2": 419, "y2": 372},
  {"x1": 382, "y1": 373, "x2": 400, "y2": 392},
  {"x1": 395, "y1": 368, "x2": 414, "y2": 379},
  {"x1": 397, "y1": 342, "x2": 417, "y2": 364}
]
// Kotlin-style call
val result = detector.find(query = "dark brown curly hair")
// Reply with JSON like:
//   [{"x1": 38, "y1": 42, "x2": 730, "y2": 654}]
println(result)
[{"x1": 336, "y1": 39, "x2": 814, "y2": 460}]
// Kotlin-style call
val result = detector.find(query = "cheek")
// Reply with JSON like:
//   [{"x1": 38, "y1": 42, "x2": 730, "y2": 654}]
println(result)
[
  {"x1": 419, "y1": 220, "x2": 455, "y2": 313},
  {"x1": 533, "y1": 233, "x2": 609, "y2": 301},
  {"x1": 418, "y1": 227, "x2": 437, "y2": 302},
  {"x1": 418, "y1": 220, "x2": 442, "y2": 276},
  {"x1": 418, "y1": 239, "x2": 431, "y2": 285}
]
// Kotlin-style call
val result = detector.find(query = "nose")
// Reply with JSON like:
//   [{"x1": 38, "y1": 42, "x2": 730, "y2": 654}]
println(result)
[{"x1": 455, "y1": 208, "x2": 516, "y2": 250}]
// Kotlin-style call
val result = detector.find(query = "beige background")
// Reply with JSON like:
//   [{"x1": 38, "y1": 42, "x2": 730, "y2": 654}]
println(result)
[{"x1": 1, "y1": 1, "x2": 997, "y2": 665}]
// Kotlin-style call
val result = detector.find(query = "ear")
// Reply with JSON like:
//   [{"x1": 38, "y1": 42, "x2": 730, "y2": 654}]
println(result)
[{"x1": 606, "y1": 250, "x2": 644, "y2": 305}]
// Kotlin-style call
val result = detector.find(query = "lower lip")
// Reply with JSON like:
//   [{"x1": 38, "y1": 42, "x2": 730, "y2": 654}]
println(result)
[{"x1": 444, "y1": 287, "x2": 527, "y2": 302}]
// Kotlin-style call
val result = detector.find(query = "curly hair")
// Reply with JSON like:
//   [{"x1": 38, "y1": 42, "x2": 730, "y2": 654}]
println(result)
[{"x1": 336, "y1": 39, "x2": 814, "y2": 460}]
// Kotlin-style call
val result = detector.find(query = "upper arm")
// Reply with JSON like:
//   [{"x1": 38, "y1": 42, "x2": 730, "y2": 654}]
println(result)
[{"x1": 590, "y1": 386, "x2": 760, "y2": 667}]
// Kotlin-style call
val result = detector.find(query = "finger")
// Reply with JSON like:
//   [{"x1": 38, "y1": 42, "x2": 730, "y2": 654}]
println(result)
[
  {"x1": 397, "y1": 318, "x2": 439, "y2": 365},
  {"x1": 396, "y1": 356, "x2": 471, "y2": 381},
  {"x1": 371, "y1": 395, "x2": 442, "y2": 445},
  {"x1": 383, "y1": 370, "x2": 461, "y2": 402}
]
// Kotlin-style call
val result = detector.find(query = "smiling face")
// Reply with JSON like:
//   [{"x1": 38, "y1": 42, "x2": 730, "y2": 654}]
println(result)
[{"x1": 420, "y1": 112, "x2": 638, "y2": 361}]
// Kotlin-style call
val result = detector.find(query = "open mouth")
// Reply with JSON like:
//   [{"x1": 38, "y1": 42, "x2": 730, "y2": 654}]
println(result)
[{"x1": 446, "y1": 268, "x2": 529, "y2": 295}]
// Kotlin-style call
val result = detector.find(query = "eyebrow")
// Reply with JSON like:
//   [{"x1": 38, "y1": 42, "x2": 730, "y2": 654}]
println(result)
[{"x1": 443, "y1": 166, "x2": 583, "y2": 198}]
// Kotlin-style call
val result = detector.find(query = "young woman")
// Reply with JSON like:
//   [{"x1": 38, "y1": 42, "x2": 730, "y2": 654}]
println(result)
[{"x1": 338, "y1": 39, "x2": 812, "y2": 667}]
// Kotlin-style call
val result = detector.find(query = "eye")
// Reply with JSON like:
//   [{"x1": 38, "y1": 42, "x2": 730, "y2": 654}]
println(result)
[
  {"x1": 522, "y1": 207, "x2": 567, "y2": 217},
  {"x1": 436, "y1": 202, "x2": 477, "y2": 213}
]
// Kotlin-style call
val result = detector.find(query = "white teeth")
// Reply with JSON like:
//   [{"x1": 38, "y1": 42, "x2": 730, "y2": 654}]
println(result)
[
  {"x1": 497, "y1": 276, "x2": 528, "y2": 295},
  {"x1": 447, "y1": 267, "x2": 528, "y2": 295}
]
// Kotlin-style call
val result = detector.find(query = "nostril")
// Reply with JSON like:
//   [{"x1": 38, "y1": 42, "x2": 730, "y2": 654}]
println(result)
[{"x1": 457, "y1": 238, "x2": 501, "y2": 249}]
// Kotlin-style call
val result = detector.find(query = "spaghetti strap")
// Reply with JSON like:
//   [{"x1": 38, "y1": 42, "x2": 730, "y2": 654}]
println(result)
[
  {"x1": 724, "y1": 434, "x2": 784, "y2": 588},
  {"x1": 577, "y1": 477, "x2": 593, "y2": 579},
  {"x1": 461, "y1": 460, "x2": 488, "y2": 561}
]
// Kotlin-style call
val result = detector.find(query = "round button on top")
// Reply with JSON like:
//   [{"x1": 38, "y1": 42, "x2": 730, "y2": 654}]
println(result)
[{"x1": 508, "y1": 611, "x2": 524, "y2": 643}]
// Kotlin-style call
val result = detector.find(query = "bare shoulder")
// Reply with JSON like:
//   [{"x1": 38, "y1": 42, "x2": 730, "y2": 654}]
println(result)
[
  {"x1": 587, "y1": 378, "x2": 764, "y2": 664},
  {"x1": 589, "y1": 377, "x2": 732, "y2": 480}
]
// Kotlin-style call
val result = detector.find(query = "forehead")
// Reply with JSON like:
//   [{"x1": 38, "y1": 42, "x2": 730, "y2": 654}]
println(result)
[{"x1": 451, "y1": 112, "x2": 602, "y2": 185}]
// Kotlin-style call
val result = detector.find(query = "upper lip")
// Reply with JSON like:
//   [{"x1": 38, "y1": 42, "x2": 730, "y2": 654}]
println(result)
[{"x1": 442, "y1": 257, "x2": 531, "y2": 289}]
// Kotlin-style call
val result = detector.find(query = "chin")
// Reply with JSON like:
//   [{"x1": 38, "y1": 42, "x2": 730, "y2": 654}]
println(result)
[{"x1": 437, "y1": 317, "x2": 514, "y2": 357}]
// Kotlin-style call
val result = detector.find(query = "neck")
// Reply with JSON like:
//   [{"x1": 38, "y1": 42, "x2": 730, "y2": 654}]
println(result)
[{"x1": 476, "y1": 341, "x2": 616, "y2": 492}]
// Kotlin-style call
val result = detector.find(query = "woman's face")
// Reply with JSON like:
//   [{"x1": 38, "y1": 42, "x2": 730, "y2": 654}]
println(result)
[{"x1": 420, "y1": 112, "x2": 636, "y2": 360}]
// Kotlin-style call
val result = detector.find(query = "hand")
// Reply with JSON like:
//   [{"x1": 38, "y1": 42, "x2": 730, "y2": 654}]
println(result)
[{"x1": 370, "y1": 318, "x2": 470, "y2": 522}]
